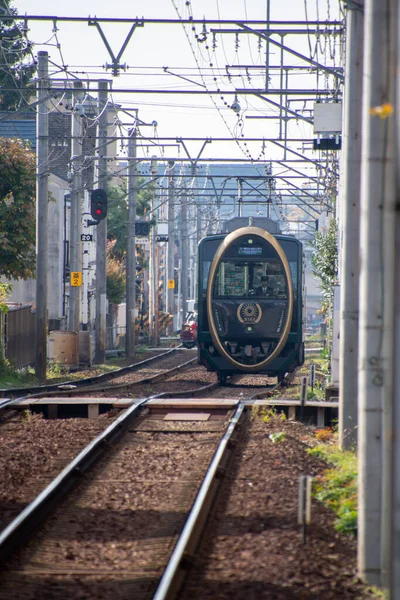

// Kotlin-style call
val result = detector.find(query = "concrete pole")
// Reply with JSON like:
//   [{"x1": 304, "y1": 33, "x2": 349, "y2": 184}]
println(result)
[
  {"x1": 35, "y1": 51, "x2": 49, "y2": 381},
  {"x1": 155, "y1": 241, "x2": 160, "y2": 344},
  {"x1": 167, "y1": 161, "x2": 175, "y2": 333},
  {"x1": 149, "y1": 158, "x2": 157, "y2": 345},
  {"x1": 391, "y1": 4, "x2": 400, "y2": 589},
  {"x1": 95, "y1": 81, "x2": 108, "y2": 363},
  {"x1": 125, "y1": 127, "x2": 137, "y2": 359},
  {"x1": 68, "y1": 81, "x2": 83, "y2": 336},
  {"x1": 358, "y1": 0, "x2": 396, "y2": 586},
  {"x1": 181, "y1": 175, "x2": 189, "y2": 321},
  {"x1": 338, "y1": 2, "x2": 364, "y2": 449},
  {"x1": 265, "y1": 0, "x2": 270, "y2": 91}
]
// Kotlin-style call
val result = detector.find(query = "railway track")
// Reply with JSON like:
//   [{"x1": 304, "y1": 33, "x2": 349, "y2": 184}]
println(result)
[
  {"x1": 0, "y1": 368, "x2": 344, "y2": 599},
  {"x1": 0, "y1": 347, "x2": 185, "y2": 403},
  {"x1": 1, "y1": 351, "x2": 282, "y2": 418},
  {"x1": 0, "y1": 348, "x2": 199, "y2": 411},
  {"x1": 0, "y1": 397, "x2": 246, "y2": 600}
]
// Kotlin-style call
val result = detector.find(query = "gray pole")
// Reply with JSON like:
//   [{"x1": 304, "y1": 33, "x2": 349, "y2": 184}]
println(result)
[
  {"x1": 338, "y1": 2, "x2": 364, "y2": 449},
  {"x1": 391, "y1": 2, "x2": 400, "y2": 588},
  {"x1": 238, "y1": 178, "x2": 243, "y2": 217},
  {"x1": 167, "y1": 161, "x2": 175, "y2": 333},
  {"x1": 181, "y1": 174, "x2": 189, "y2": 321},
  {"x1": 95, "y1": 81, "x2": 108, "y2": 363},
  {"x1": 358, "y1": 0, "x2": 396, "y2": 586},
  {"x1": 125, "y1": 127, "x2": 137, "y2": 359},
  {"x1": 148, "y1": 158, "x2": 158, "y2": 345},
  {"x1": 35, "y1": 51, "x2": 49, "y2": 381},
  {"x1": 68, "y1": 81, "x2": 83, "y2": 336},
  {"x1": 265, "y1": 0, "x2": 270, "y2": 91}
]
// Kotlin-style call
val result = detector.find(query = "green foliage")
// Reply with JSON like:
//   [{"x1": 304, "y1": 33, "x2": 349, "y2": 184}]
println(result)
[
  {"x1": 106, "y1": 185, "x2": 127, "y2": 259},
  {"x1": 106, "y1": 241, "x2": 125, "y2": 305},
  {"x1": 307, "y1": 380, "x2": 325, "y2": 401},
  {"x1": 269, "y1": 431, "x2": 286, "y2": 443},
  {"x1": 0, "y1": 138, "x2": 36, "y2": 279},
  {"x1": 309, "y1": 444, "x2": 358, "y2": 536},
  {"x1": 0, "y1": 281, "x2": 11, "y2": 311},
  {"x1": 21, "y1": 408, "x2": 31, "y2": 424},
  {"x1": 47, "y1": 360, "x2": 67, "y2": 378},
  {"x1": 0, "y1": 1, "x2": 36, "y2": 110},
  {"x1": 311, "y1": 217, "x2": 338, "y2": 305},
  {"x1": 107, "y1": 179, "x2": 155, "y2": 261},
  {"x1": 251, "y1": 405, "x2": 287, "y2": 422}
]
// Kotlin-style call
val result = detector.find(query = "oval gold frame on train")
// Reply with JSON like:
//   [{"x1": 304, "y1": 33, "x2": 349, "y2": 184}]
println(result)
[{"x1": 206, "y1": 226, "x2": 294, "y2": 372}]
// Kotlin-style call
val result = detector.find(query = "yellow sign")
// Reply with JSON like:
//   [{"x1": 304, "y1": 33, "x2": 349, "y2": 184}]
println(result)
[
  {"x1": 167, "y1": 279, "x2": 175, "y2": 289},
  {"x1": 70, "y1": 272, "x2": 82, "y2": 287}
]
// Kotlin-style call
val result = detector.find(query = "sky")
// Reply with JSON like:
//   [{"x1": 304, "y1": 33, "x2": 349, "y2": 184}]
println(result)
[{"x1": 12, "y1": 0, "x2": 343, "y2": 179}]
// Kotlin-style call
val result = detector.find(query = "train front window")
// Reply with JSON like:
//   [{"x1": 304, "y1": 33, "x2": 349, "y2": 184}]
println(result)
[
  {"x1": 214, "y1": 261, "x2": 250, "y2": 296},
  {"x1": 213, "y1": 259, "x2": 288, "y2": 298}
]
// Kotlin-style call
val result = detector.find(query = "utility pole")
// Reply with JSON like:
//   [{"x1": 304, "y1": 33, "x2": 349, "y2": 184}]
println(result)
[
  {"x1": 154, "y1": 240, "x2": 160, "y2": 344},
  {"x1": 167, "y1": 161, "x2": 175, "y2": 334},
  {"x1": 391, "y1": 0, "x2": 400, "y2": 588},
  {"x1": 149, "y1": 157, "x2": 158, "y2": 346},
  {"x1": 265, "y1": 0, "x2": 271, "y2": 91},
  {"x1": 68, "y1": 81, "x2": 84, "y2": 337},
  {"x1": 358, "y1": 0, "x2": 396, "y2": 587},
  {"x1": 35, "y1": 50, "x2": 49, "y2": 381},
  {"x1": 338, "y1": 1, "x2": 364, "y2": 450},
  {"x1": 125, "y1": 126, "x2": 137, "y2": 359},
  {"x1": 181, "y1": 171, "x2": 189, "y2": 322},
  {"x1": 95, "y1": 80, "x2": 108, "y2": 363}
]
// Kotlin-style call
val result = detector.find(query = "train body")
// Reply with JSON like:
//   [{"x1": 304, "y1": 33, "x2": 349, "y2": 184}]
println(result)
[
  {"x1": 180, "y1": 310, "x2": 198, "y2": 348},
  {"x1": 197, "y1": 217, "x2": 305, "y2": 382}
]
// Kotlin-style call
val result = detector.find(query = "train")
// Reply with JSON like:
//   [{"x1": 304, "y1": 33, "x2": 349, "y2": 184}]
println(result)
[
  {"x1": 180, "y1": 310, "x2": 198, "y2": 348},
  {"x1": 197, "y1": 217, "x2": 305, "y2": 383}
]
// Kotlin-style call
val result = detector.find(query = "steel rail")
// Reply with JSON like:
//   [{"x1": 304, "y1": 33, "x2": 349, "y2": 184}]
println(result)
[
  {"x1": 6, "y1": 355, "x2": 199, "y2": 408},
  {"x1": 153, "y1": 401, "x2": 246, "y2": 600},
  {"x1": 0, "y1": 397, "x2": 149, "y2": 562},
  {"x1": 0, "y1": 346, "x2": 181, "y2": 406}
]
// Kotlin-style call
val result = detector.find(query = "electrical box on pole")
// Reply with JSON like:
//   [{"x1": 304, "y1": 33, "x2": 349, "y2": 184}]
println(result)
[{"x1": 90, "y1": 189, "x2": 108, "y2": 222}]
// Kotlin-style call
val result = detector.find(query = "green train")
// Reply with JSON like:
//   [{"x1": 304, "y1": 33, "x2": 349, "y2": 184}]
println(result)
[{"x1": 197, "y1": 217, "x2": 305, "y2": 383}]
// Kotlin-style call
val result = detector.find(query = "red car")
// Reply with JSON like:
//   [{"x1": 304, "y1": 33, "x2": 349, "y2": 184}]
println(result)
[{"x1": 180, "y1": 311, "x2": 198, "y2": 348}]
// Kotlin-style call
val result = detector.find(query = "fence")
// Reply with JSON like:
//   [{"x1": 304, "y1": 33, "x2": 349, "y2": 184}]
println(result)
[{"x1": 3, "y1": 304, "x2": 36, "y2": 368}]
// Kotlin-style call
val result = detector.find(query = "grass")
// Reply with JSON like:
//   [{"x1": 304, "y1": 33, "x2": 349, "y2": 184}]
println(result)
[{"x1": 308, "y1": 439, "x2": 358, "y2": 536}]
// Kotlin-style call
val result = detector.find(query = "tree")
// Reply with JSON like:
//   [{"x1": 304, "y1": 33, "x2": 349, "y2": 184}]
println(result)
[
  {"x1": 0, "y1": 1, "x2": 36, "y2": 110},
  {"x1": 311, "y1": 216, "x2": 338, "y2": 308},
  {"x1": 0, "y1": 137, "x2": 36, "y2": 279},
  {"x1": 106, "y1": 240, "x2": 125, "y2": 305},
  {"x1": 107, "y1": 179, "x2": 154, "y2": 260}
]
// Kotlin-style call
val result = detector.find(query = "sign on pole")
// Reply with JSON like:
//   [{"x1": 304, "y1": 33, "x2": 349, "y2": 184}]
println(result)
[
  {"x1": 70, "y1": 271, "x2": 82, "y2": 287},
  {"x1": 167, "y1": 279, "x2": 175, "y2": 289}
]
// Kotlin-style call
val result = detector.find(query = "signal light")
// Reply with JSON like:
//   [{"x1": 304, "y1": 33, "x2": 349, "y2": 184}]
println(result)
[{"x1": 90, "y1": 189, "x2": 108, "y2": 222}]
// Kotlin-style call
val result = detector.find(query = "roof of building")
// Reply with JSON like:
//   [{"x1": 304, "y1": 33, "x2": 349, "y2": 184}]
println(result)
[{"x1": 0, "y1": 116, "x2": 36, "y2": 149}]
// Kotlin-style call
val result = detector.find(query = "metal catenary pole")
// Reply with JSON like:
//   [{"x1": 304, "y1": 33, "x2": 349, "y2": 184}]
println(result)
[
  {"x1": 167, "y1": 161, "x2": 175, "y2": 334},
  {"x1": 358, "y1": 0, "x2": 396, "y2": 586},
  {"x1": 338, "y1": 1, "x2": 364, "y2": 449},
  {"x1": 154, "y1": 239, "x2": 160, "y2": 345},
  {"x1": 125, "y1": 126, "x2": 137, "y2": 358},
  {"x1": 181, "y1": 170, "x2": 189, "y2": 322},
  {"x1": 149, "y1": 157, "x2": 158, "y2": 346},
  {"x1": 35, "y1": 50, "x2": 49, "y2": 381},
  {"x1": 95, "y1": 80, "x2": 108, "y2": 363},
  {"x1": 68, "y1": 81, "x2": 84, "y2": 338}
]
